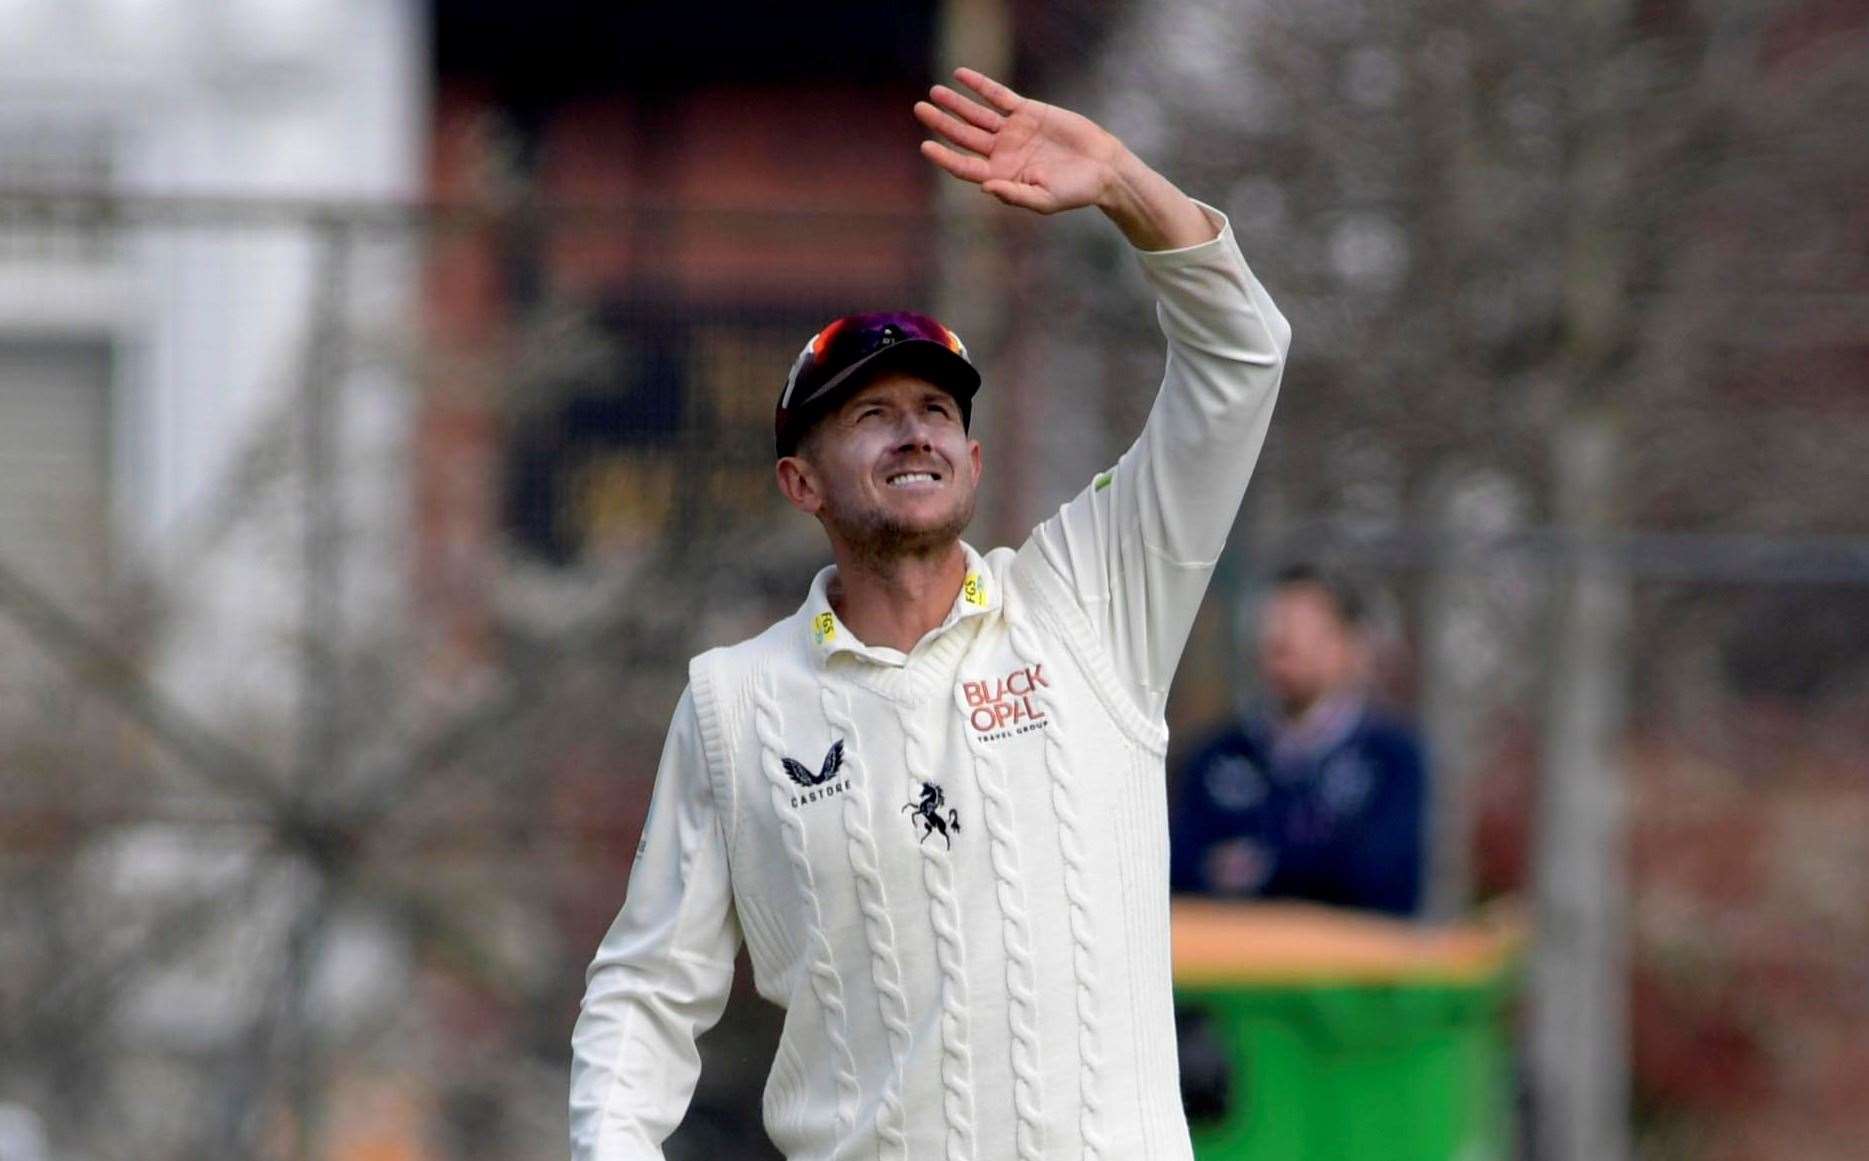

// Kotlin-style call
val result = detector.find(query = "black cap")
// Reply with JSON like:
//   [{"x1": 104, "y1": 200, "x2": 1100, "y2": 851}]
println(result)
[{"x1": 774, "y1": 310, "x2": 981, "y2": 458}]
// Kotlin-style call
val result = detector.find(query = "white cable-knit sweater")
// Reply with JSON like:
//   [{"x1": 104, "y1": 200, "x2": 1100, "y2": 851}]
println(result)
[{"x1": 570, "y1": 204, "x2": 1290, "y2": 1161}]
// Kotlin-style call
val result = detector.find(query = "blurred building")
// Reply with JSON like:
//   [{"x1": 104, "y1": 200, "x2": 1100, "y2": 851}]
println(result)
[
  {"x1": 418, "y1": 2, "x2": 939, "y2": 648},
  {"x1": 0, "y1": 0, "x2": 425, "y2": 716}
]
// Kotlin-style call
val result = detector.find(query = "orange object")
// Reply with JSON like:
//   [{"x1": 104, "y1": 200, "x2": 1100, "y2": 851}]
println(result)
[{"x1": 1171, "y1": 899, "x2": 1525, "y2": 987}]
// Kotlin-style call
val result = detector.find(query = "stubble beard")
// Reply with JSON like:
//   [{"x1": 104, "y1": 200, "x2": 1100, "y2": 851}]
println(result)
[{"x1": 822, "y1": 486, "x2": 977, "y2": 571}]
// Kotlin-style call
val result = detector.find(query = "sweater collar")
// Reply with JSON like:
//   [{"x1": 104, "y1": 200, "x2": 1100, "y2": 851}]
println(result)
[{"x1": 803, "y1": 541, "x2": 998, "y2": 668}]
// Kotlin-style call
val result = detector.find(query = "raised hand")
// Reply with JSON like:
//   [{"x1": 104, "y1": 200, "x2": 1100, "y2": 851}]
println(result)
[
  {"x1": 914, "y1": 67, "x2": 1217, "y2": 250},
  {"x1": 914, "y1": 67, "x2": 1125, "y2": 215}
]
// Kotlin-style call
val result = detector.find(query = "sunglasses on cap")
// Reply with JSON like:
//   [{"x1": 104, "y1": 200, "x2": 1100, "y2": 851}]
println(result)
[{"x1": 775, "y1": 311, "x2": 981, "y2": 458}]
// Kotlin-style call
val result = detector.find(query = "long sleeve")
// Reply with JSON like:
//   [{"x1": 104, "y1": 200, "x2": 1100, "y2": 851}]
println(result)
[
  {"x1": 1028, "y1": 202, "x2": 1291, "y2": 719},
  {"x1": 570, "y1": 686, "x2": 741, "y2": 1161}
]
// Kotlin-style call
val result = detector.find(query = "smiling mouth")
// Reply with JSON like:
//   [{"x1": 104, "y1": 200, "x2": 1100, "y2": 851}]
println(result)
[{"x1": 886, "y1": 471, "x2": 942, "y2": 488}]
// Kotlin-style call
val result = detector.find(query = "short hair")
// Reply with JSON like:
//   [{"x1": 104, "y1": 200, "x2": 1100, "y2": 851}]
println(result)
[
  {"x1": 791, "y1": 415, "x2": 830, "y2": 463},
  {"x1": 1270, "y1": 562, "x2": 1367, "y2": 628}
]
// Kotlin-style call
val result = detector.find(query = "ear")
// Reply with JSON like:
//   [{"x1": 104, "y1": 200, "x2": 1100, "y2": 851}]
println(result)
[
  {"x1": 776, "y1": 454, "x2": 824, "y2": 516},
  {"x1": 968, "y1": 438, "x2": 983, "y2": 486}
]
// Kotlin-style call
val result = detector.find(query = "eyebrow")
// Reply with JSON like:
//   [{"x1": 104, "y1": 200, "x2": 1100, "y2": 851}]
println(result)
[{"x1": 844, "y1": 387, "x2": 955, "y2": 410}]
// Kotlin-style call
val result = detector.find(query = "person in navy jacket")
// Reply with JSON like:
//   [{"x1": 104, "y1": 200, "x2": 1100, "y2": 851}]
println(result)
[{"x1": 1170, "y1": 564, "x2": 1426, "y2": 917}]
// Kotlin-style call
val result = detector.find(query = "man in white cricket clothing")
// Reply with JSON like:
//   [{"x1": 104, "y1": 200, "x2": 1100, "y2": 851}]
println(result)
[{"x1": 570, "y1": 67, "x2": 1291, "y2": 1161}]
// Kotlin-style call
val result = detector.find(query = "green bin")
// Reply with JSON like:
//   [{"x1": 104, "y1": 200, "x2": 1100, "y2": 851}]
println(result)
[{"x1": 1172, "y1": 902, "x2": 1520, "y2": 1161}]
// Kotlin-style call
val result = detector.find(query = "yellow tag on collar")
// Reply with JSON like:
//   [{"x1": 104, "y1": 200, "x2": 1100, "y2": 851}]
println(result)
[
  {"x1": 962, "y1": 572, "x2": 987, "y2": 608},
  {"x1": 811, "y1": 611, "x2": 837, "y2": 645}
]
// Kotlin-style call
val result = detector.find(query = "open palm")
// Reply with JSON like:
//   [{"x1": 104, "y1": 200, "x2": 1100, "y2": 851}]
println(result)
[{"x1": 915, "y1": 67, "x2": 1125, "y2": 215}]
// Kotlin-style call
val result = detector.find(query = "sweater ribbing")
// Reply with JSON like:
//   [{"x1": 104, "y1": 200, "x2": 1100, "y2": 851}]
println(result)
[
  {"x1": 820, "y1": 685, "x2": 911, "y2": 1158},
  {"x1": 1007, "y1": 616, "x2": 1108, "y2": 1160},
  {"x1": 961, "y1": 632, "x2": 1049, "y2": 1161},
  {"x1": 899, "y1": 694, "x2": 978, "y2": 1160},
  {"x1": 752, "y1": 676, "x2": 862, "y2": 1143}
]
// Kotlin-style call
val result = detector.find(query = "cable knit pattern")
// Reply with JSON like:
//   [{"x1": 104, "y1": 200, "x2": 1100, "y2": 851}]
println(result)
[
  {"x1": 967, "y1": 728, "x2": 1049, "y2": 1160},
  {"x1": 752, "y1": 674, "x2": 862, "y2": 1144},
  {"x1": 1009, "y1": 618, "x2": 1109, "y2": 1161},
  {"x1": 898, "y1": 700, "x2": 977, "y2": 1161},
  {"x1": 819, "y1": 685, "x2": 911, "y2": 1159}
]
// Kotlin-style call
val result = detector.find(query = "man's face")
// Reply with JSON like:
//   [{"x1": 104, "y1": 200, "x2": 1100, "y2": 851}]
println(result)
[
  {"x1": 777, "y1": 371, "x2": 982, "y2": 560},
  {"x1": 1257, "y1": 584, "x2": 1362, "y2": 717}
]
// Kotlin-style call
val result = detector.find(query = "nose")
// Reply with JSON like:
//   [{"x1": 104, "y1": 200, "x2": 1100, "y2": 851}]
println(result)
[{"x1": 895, "y1": 411, "x2": 938, "y2": 449}]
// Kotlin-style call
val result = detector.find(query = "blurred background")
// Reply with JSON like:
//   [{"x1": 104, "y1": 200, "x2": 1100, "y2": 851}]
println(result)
[{"x1": 0, "y1": 0, "x2": 1864, "y2": 1159}]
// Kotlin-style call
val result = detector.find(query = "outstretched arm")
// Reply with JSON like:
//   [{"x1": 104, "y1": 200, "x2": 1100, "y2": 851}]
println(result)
[
  {"x1": 919, "y1": 68, "x2": 1293, "y2": 722},
  {"x1": 915, "y1": 66, "x2": 1215, "y2": 252}
]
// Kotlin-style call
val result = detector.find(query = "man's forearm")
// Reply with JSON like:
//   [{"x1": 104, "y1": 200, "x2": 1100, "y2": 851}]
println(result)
[{"x1": 1096, "y1": 151, "x2": 1219, "y2": 251}]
